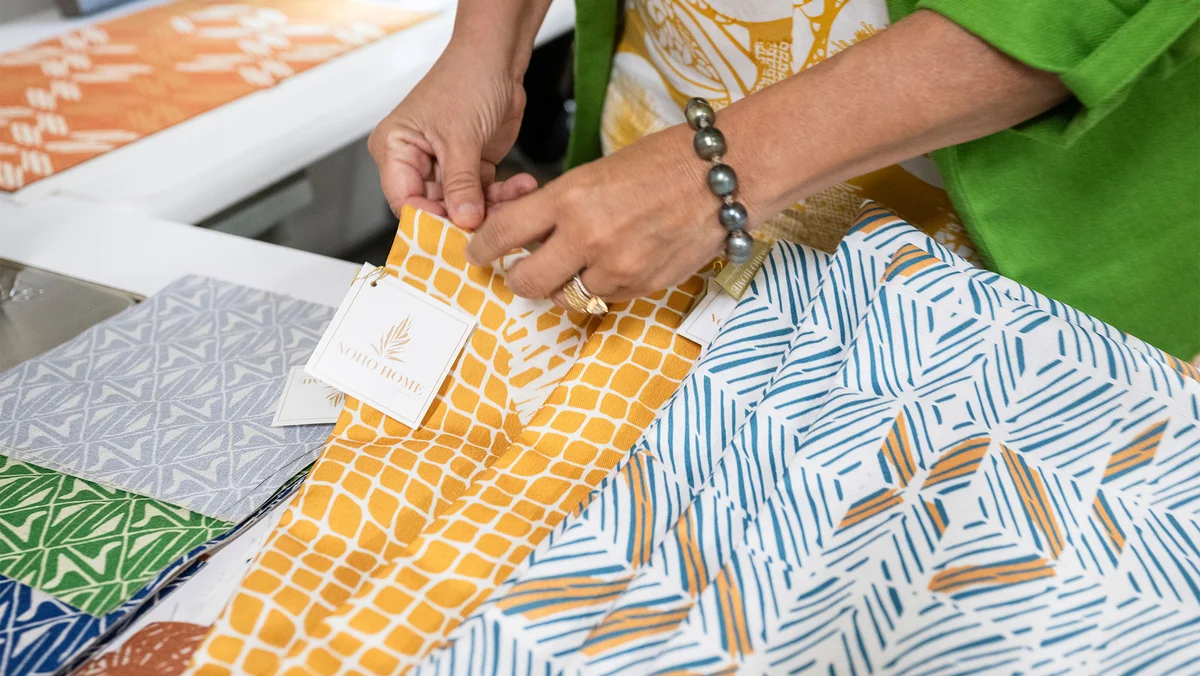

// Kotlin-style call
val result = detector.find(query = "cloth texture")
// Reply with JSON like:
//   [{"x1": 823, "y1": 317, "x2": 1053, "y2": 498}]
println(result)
[
  {"x1": 189, "y1": 207, "x2": 706, "y2": 674},
  {"x1": 0, "y1": 275, "x2": 335, "y2": 522},
  {"x1": 409, "y1": 202, "x2": 1200, "y2": 674},
  {"x1": 0, "y1": 469, "x2": 306, "y2": 676},
  {"x1": 573, "y1": 0, "x2": 1199, "y2": 359},
  {"x1": 0, "y1": 0, "x2": 429, "y2": 192},
  {"x1": 571, "y1": 0, "x2": 980, "y2": 262},
  {"x1": 888, "y1": 0, "x2": 1200, "y2": 360},
  {"x1": 0, "y1": 455, "x2": 228, "y2": 616}
]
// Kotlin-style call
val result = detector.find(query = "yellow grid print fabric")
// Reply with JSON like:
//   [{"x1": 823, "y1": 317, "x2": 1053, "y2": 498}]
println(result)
[{"x1": 189, "y1": 207, "x2": 704, "y2": 674}]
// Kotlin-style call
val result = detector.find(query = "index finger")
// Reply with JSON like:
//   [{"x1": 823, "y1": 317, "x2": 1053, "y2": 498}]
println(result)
[
  {"x1": 377, "y1": 140, "x2": 435, "y2": 218},
  {"x1": 466, "y1": 188, "x2": 555, "y2": 267}
]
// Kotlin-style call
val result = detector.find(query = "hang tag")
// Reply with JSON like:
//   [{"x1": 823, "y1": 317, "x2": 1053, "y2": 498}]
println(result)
[
  {"x1": 679, "y1": 286, "x2": 739, "y2": 347},
  {"x1": 713, "y1": 238, "x2": 774, "y2": 299},
  {"x1": 305, "y1": 264, "x2": 476, "y2": 430},
  {"x1": 271, "y1": 366, "x2": 345, "y2": 427}
]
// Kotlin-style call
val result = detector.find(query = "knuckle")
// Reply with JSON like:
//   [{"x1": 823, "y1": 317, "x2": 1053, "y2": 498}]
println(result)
[
  {"x1": 507, "y1": 267, "x2": 539, "y2": 298},
  {"x1": 442, "y1": 169, "x2": 478, "y2": 195}
]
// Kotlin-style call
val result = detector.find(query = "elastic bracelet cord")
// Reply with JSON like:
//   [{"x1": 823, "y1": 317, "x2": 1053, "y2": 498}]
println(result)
[{"x1": 685, "y1": 97, "x2": 753, "y2": 265}]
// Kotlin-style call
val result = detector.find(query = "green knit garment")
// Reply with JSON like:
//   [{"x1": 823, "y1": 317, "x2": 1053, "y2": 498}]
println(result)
[{"x1": 570, "y1": 0, "x2": 1200, "y2": 357}]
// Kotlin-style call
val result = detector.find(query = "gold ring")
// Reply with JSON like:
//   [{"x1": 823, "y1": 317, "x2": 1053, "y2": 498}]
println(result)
[{"x1": 562, "y1": 275, "x2": 608, "y2": 315}]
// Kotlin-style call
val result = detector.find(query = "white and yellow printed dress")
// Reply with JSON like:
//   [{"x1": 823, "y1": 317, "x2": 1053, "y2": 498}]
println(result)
[{"x1": 600, "y1": 0, "x2": 981, "y2": 262}]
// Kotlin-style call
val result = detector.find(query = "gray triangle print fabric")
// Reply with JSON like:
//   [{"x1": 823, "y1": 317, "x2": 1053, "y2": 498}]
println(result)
[{"x1": 0, "y1": 275, "x2": 336, "y2": 522}]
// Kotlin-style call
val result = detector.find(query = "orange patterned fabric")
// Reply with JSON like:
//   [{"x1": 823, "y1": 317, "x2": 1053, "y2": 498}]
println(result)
[
  {"x1": 0, "y1": 0, "x2": 428, "y2": 192},
  {"x1": 189, "y1": 207, "x2": 704, "y2": 674}
]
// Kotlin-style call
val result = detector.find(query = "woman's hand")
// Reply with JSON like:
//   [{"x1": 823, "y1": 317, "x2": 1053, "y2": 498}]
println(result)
[
  {"x1": 368, "y1": 44, "x2": 538, "y2": 229},
  {"x1": 464, "y1": 124, "x2": 734, "y2": 305}
]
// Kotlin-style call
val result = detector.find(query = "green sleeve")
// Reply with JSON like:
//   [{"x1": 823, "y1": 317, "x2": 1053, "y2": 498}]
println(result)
[
  {"x1": 565, "y1": 0, "x2": 619, "y2": 168},
  {"x1": 888, "y1": 0, "x2": 1200, "y2": 144}
]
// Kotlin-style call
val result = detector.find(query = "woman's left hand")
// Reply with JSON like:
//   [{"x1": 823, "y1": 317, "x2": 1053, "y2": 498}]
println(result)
[{"x1": 464, "y1": 124, "x2": 737, "y2": 306}]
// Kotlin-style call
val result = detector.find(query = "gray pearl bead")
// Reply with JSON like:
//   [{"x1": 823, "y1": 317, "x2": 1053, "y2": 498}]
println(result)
[
  {"x1": 707, "y1": 163, "x2": 737, "y2": 196},
  {"x1": 719, "y1": 202, "x2": 747, "y2": 231},
  {"x1": 693, "y1": 128, "x2": 726, "y2": 160},
  {"x1": 685, "y1": 97, "x2": 715, "y2": 130},
  {"x1": 725, "y1": 230, "x2": 754, "y2": 264}
]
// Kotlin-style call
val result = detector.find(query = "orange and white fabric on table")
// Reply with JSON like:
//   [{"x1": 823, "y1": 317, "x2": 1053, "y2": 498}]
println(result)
[
  {"x1": 188, "y1": 207, "x2": 705, "y2": 674},
  {"x1": 0, "y1": 0, "x2": 428, "y2": 192}
]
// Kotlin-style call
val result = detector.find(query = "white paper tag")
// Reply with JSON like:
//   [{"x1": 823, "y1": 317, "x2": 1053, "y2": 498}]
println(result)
[
  {"x1": 305, "y1": 264, "x2": 476, "y2": 430},
  {"x1": 271, "y1": 366, "x2": 345, "y2": 427},
  {"x1": 679, "y1": 287, "x2": 739, "y2": 347}
]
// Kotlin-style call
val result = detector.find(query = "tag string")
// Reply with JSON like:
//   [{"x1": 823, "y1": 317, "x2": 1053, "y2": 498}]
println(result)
[{"x1": 354, "y1": 265, "x2": 388, "y2": 287}]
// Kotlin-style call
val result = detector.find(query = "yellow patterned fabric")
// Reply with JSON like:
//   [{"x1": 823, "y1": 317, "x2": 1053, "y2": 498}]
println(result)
[
  {"x1": 601, "y1": 0, "x2": 980, "y2": 262},
  {"x1": 189, "y1": 207, "x2": 704, "y2": 674}
]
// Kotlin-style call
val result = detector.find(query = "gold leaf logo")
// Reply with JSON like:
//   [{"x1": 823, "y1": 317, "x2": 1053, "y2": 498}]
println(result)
[
  {"x1": 371, "y1": 316, "x2": 412, "y2": 364},
  {"x1": 325, "y1": 388, "x2": 345, "y2": 407}
]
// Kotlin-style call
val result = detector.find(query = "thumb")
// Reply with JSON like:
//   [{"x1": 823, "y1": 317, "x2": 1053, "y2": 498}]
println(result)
[{"x1": 439, "y1": 139, "x2": 486, "y2": 230}]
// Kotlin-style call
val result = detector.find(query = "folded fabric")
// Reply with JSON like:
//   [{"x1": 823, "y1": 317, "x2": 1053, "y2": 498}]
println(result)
[
  {"x1": 0, "y1": 467, "x2": 306, "y2": 676},
  {"x1": 190, "y1": 207, "x2": 707, "y2": 674},
  {"x1": 0, "y1": 275, "x2": 335, "y2": 522},
  {"x1": 78, "y1": 500, "x2": 294, "y2": 676},
  {"x1": 0, "y1": 0, "x2": 429, "y2": 192},
  {"x1": 0, "y1": 455, "x2": 228, "y2": 616},
  {"x1": 416, "y1": 203, "x2": 1200, "y2": 674}
]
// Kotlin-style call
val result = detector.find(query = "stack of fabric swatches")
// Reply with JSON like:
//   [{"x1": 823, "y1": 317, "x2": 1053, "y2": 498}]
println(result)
[
  {"x1": 192, "y1": 203, "x2": 1200, "y2": 673},
  {"x1": 0, "y1": 276, "x2": 336, "y2": 674}
]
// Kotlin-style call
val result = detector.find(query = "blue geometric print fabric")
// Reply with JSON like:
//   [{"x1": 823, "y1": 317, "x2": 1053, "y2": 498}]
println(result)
[
  {"x1": 0, "y1": 276, "x2": 335, "y2": 522},
  {"x1": 414, "y1": 203, "x2": 1200, "y2": 675},
  {"x1": 0, "y1": 467, "x2": 308, "y2": 676}
]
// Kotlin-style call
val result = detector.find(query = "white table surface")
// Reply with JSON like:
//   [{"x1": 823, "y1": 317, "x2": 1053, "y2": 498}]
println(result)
[
  {"x1": 0, "y1": 0, "x2": 576, "y2": 223},
  {"x1": 0, "y1": 195, "x2": 359, "y2": 306}
]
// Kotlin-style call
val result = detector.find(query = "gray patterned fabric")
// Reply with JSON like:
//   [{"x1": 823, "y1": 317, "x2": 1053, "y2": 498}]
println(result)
[{"x1": 0, "y1": 275, "x2": 335, "y2": 522}]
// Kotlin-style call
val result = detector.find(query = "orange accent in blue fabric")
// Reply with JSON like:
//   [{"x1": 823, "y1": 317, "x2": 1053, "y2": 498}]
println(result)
[
  {"x1": 838, "y1": 488, "x2": 903, "y2": 530},
  {"x1": 928, "y1": 556, "x2": 1056, "y2": 594},
  {"x1": 624, "y1": 452, "x2": 655, "y2": 567},
  {"x1": 1091, "y1": 490, "x2": 1126, "y2": 554},
  {"x1": 923, "y1": 499, "x2": 949, "y2": 538},
  {"x1": 675, "y1": 508, "x2": 709, "y2": 597},
  {"x1": 923, "y1": 436, "x2": 991, "y2": 488},
  {"x1": 1001, "y1": 446, "x2": 1065, "y2": 559},
  {"x1": 1103, "y1": 419, "x2": 1167, "y2": 484},
  {"x1": 848, "y1": 204, "x2": 903, "y2": 235},
  {"x1": 712, "y1": 567, "x2": 753, "y2": 657},
  {"x1": 880, "y1": 412, "x2": 918, "y2": 487},
  {"x1": 496, "y1": 576, "x2": 631, "y2": 620},
  {"x1": 579, "y1": 605, "x2": 693, "y2": 655},
  {"x1": 883, "y1": 244, "x2": 941, "y2": 281}
]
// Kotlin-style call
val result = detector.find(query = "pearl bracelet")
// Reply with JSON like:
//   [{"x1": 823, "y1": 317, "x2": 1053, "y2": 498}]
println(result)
[{"x1": 684, "y1": 97, "x2": 753, "y2": 265}]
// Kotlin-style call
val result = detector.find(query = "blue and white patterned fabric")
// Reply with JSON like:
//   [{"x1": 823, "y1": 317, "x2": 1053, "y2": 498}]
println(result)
[
  {"x1": 415, "y1": 203, "x2": 1200, "y2": 675},
  {"x1": 0, "y1": 468, "x2": 308, "y2": 676},
  {"x1": 0, "y1": 276, "x2": 334, "y2": 522}
]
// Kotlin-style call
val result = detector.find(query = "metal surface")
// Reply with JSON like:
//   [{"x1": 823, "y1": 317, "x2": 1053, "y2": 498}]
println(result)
[{"x1": 0, "y1": 259, "x2": 143, "y2": 371}]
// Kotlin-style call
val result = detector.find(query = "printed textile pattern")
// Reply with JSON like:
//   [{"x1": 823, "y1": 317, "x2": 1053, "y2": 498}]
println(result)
[
  {"x1": 0, "y1": 0, "x2": 429, "y2": 192},
  {"x1": 0, "y1": 455, "x2": 228, "y2": 616},
  {"x1": 0, "y1": 275, "x2": 335, "y2": 522},
  {"x1": 602, "y1": 0, "x2": 980, "y2": 261},
  {"x1": 414, "y1": 203, "x2": 1200, "y2": 675},
  {"x1": 189, "y1": 206, "x2": 706, "y2": 674},
  {"x1": 0, "y1": 466, "x2": 308, "y2": 676}
]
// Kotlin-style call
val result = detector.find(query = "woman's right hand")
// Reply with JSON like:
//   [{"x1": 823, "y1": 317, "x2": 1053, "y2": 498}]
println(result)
[{"x1": 368, "y1": 43, "x2": 538, "y2": 230}]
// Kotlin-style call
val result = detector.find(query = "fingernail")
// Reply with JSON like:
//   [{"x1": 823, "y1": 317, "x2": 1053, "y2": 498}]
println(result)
[{"x1": 455, "y1": 202, "x2": 482, "y2": 226}]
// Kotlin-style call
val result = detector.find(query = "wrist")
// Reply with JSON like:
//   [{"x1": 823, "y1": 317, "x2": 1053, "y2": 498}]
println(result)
[{"x1": 442, "y1": 34, "x2": 530, "y2": 82}]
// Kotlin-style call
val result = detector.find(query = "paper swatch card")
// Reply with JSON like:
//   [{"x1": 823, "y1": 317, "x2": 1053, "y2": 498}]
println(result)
[
  {"x1": 305, "y1": 264, "x2": 475, "y2": 430},
  {"x1": 272, "y1": 366, "x2": 346, "y2": 427},
  {"x1": 679, "y1": 287, "x2": 740, "y2": 347}
]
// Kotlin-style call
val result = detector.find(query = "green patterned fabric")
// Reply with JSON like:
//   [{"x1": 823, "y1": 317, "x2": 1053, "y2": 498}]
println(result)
[{"x1": 0, "y1": 456, "x2": 230, "y2": 616}]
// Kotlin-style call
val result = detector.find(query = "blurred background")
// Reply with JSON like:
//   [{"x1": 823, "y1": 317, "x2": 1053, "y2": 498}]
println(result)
[{"x1": 0, "y1": 0, "x2": 573, "y2": 264}]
